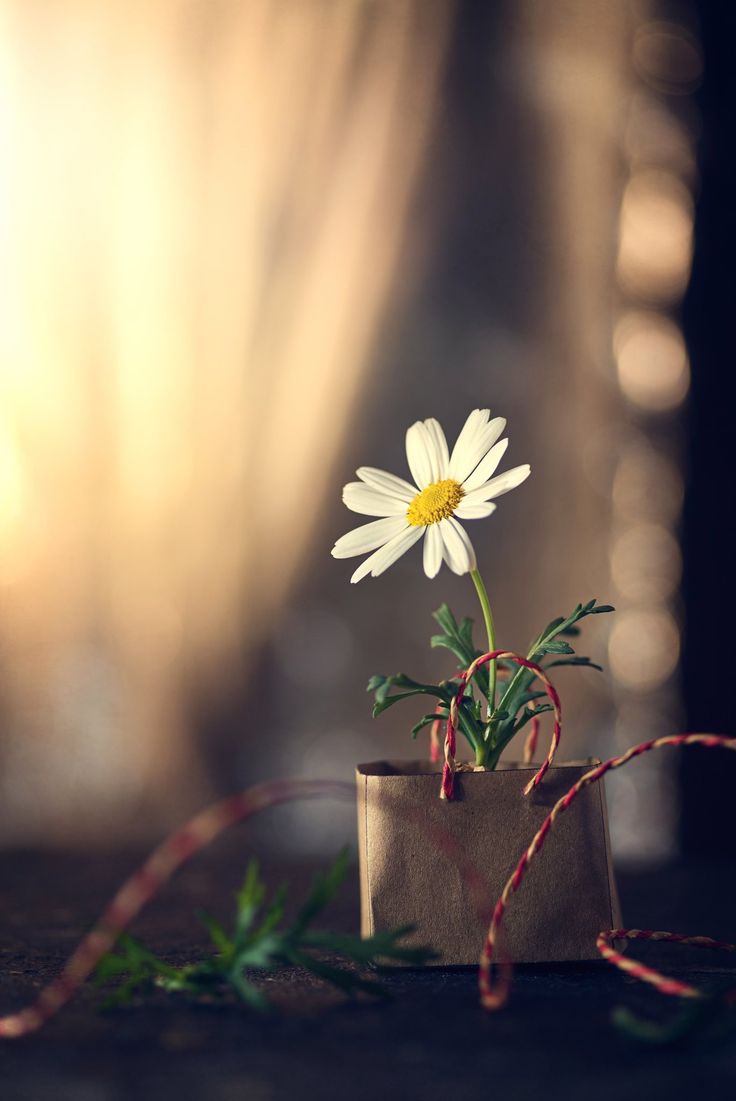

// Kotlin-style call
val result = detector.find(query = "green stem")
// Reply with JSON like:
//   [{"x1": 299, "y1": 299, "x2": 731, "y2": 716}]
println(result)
[{"x1": 469, "y1": 567, "x2": 496, "y2": 724}]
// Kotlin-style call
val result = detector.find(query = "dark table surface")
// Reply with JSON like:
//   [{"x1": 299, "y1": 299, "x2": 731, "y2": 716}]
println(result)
[{"x1": 1, "y1": 843, "x2": 735, "y2": 1101}]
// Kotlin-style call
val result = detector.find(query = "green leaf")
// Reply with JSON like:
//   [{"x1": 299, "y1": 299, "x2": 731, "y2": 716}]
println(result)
[
  {"x1": 301, "y1": 926, "x2": 438, "y2": 968},
  {"x1": 198, "y1": 912, "x2": 233, "y2": 957},
  {"x1": 248, "y1": 883, "x2": 288, "y2": 945},
  {"x1": 452, "y1": 697, "x2": 481, "y2": 753},
  {"x1": 515, "y1": 690, "x2": 548, "y2": 706},
  {"x1": 102, "y1": 933, "x2": 179, "y2": 979},
  {"x1": 536, "y1": 639, "x2": 575, "y2": 655},
  {"x1": 429, "y1": 629, "x2": 475, "y2": 663},
  {"x1": 611, "y1": 991, "x2": 736, "y2": 1046},
  {"x1": 512, "y1": 703, "x2": 554, "y2": 735},
  {"x1": 545, "y1": 656, "x2": 603, "y2": 671},
  {"x1": 410, "y1": 712, "x2": 445, "y2": 739},
  {"x1": 541, "y1": 616, "x2": 565, "y2": 634},
  {"x1": 490, "y1": 598, "x2": 614, "y2": 760},
  {"x1": 93, "y1": 953, "x2": 132, "y2": 984},
  {"x1": 155, "y1": 963, "x2": 218, "y2": 995},
  {"x1": 233, "y1": 932, "x2": 283, "y2": 969},
  {"x1": 94, "y1": 850, "x2": 437, "y2": 1015},
  {"x1": 290, "y1": 847, "x2": 351, "y2": 937},
  {"x1": 234, "y1": 859, "x2": 266, "y2": 939},
  {"x1": 368, "y1": 672, "x2": 456, "y2": 718},
  {"x1": 457, "y1": 616, "x2": 476, "y2": 652},
  {"x1": 93, "y1": 932, "x2": 182, "y2": 1005},
  {"x1": 228, "y1": 969, "x2": 270, "y2": 1012},
  {"x1": 373, "y1": 688, "x2": 446, "y2": 718},
  {"x1": 430, "y1": 604, "x2": 490, "y2": 698},
  {"x1": 282, "y1": 945, "x2": 387, "y2": 999},
  {"x1": 431, "y1": 602, "x2": 461, "y2": 638}
]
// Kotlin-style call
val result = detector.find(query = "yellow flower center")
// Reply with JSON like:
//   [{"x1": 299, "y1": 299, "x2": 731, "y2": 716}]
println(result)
[{"x1": 407, "y1": 478, "x2": 464, "y2": 527}]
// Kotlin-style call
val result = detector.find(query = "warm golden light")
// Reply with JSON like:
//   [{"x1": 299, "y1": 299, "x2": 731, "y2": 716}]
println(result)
[
  {"x1": 0, "y1": 423, "x2": 27, "y2": 540},
  {"x1": 616, "y1": 171, "x2": 693, "y2": 303},
  {"x1": 608, "y1": 607, "x2": 680, "y2": 691},
  {"x1": 0, "y1": 0, "x2": 452, "y2": 842},
  {"x1": 614, "y1": 311, "x2": 690, "y2": 411}
]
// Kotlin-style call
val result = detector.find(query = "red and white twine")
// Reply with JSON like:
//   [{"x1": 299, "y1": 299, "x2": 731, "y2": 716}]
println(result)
[
  {"x1": 477, "y1": 732, "x2": 736, "y2": 1010},
  {"x1": 1, "y1": 655, "x2": 735, "y2": 1037},
  {"x1": 0, "y1": 776, "x2": 492, "y2": 1039},
  {"x1": 441, "y1": 650, "x2": 561, "y2": 800},
  {"x1": 0, "y1": 779, "x2": 354, "y2": 1039},
  {"x1": 596, "y1": 929, "x2": 736, "y2": 1000}
]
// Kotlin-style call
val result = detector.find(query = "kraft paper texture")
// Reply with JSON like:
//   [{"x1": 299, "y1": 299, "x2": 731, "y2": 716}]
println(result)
[{"x1": 356, "y1": 760, "x2": 621, "y2": 965}]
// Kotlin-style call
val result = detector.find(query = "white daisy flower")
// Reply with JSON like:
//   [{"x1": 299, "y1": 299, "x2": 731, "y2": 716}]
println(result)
[{"x1": 332, "y1": 409, "x2": 531, "y2": 583}]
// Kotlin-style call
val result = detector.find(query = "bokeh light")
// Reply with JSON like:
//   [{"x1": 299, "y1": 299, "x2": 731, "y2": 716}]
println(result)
[
  {"x1": 616, "y1": 170, "x2": 693, "y2": 303},
  {"x1": 614, "y1": 310, "x2": 690, "y2": 411},
  {"x1": 608, "y1": 607, "x2": 680, "y2": 691}
]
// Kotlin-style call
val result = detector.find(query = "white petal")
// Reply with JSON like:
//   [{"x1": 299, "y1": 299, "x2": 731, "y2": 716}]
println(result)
[
  {"x1": 438, "y1": 518, "x2": 477, "y2": 575},
  {"x1": 350, "y1": 525, "x2": 424, "y2": 584},
  {"x1": 448, "y1": 409, "x2": 489, "y2": 481},
  {"x1": 461, "y1": 438, "x2": 508, "y2": 493},
  {"x1": 439, "y1": 533, "x2": 454, "y2": 570},
  {"x1": 422, "y1": 524, "x2": 443, "y2": 579},
  {"x1": 422, "y1": 418, "x2": 450, "y2": 480},
  {"x1": 461, "y1": 464, "x2": 531, "y2": 504},
  {"x1": 405, "y1": 421, "x2": 436, "y2": 489},
  {"x1": 449, "y1": 414, "x2": 506, "y2": 483},
  {"x1": 332, "y1": 516, "x2": 408, "y2": 558},
  {"x1": 342, "y1": 482, "x2": 408, "y2": 517},
  {"x1": 356, "y1": 466, "x2": 417, "y2": 502},
  {"x1": 454, "y1": 500, "x2": 497, "y2": 520}
]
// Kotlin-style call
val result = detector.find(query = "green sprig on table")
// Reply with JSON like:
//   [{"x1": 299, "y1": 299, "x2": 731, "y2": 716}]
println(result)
[{"x1": 94, "y1": 848, "x2": 436, "y2": 1012}]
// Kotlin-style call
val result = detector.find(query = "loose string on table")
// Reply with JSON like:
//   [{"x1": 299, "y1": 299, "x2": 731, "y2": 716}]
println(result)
[
  {"x1": 0, "y1": 779, "x2": 353, "y2": 1039},
  {"x1": 477, "y1": 731, "x2": 736, "y2": 1010},
  {"x1": 1, "y1": 654, "x2": 735, "y2": 1037},
  {"x1": 0, "y1": 778, "x2": 494, "y2": 1039},
  {"x1": 596, "y1": 929, "x2": 736, "y2": 1000}
]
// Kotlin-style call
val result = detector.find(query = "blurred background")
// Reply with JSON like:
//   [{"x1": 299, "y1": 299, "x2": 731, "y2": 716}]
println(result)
[{"x1": 0, "y1": 0, "x2": 731, "y2": 861}]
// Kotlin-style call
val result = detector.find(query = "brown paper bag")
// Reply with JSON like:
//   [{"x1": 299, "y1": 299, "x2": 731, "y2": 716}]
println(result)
[{"x1": 356, "y1": 759, "x2": 621, "y2": 965}]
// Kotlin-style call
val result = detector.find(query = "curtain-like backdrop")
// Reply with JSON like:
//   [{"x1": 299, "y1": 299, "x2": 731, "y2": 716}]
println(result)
[
  {"x1": 0, "y1": 0, "x2": 452, "y2": 841},
  {"x1": 0, "y1": 1, "x2": 691, "y2": 857}
]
